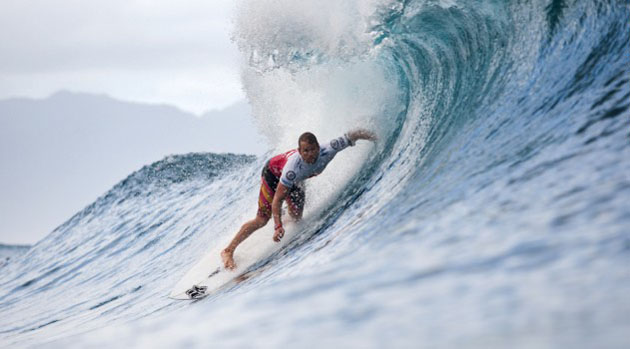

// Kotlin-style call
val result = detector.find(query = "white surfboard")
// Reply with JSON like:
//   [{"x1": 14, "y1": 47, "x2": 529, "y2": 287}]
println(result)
[{"x1": 169, "y1": 221, "x2": 298, "y2": 300}]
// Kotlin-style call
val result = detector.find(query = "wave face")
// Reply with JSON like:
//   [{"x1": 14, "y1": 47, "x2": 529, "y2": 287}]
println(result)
[{"x1": 1, "y1": 0, "x2": 629, "y2": 347}]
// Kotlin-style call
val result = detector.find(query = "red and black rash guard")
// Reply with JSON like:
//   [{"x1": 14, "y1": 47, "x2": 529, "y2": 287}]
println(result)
[{"x1": 265, "y1": 134, "x2": 354, "y2": 189}]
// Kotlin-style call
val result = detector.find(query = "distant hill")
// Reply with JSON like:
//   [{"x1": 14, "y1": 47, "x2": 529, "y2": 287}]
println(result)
[{"x1": 0, "y1": 91, "x2": 265, "y2": 244}]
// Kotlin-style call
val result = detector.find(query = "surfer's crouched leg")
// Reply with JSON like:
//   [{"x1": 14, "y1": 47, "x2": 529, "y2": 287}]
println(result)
[
  {"x1": 222, "y1": 172, "x2": 275, "y2": 270},
  {"x1": 222, "y1": 215, "x2": 269, "y2": 270}
]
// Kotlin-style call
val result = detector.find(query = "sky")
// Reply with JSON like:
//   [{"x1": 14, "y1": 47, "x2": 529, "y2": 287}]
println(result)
[
  {"x1": 0, "y1": 0, "x2": 260, "y2": 244},
  {"x1": 0, "y1": 0, "x2": 244, "y2": 115}
]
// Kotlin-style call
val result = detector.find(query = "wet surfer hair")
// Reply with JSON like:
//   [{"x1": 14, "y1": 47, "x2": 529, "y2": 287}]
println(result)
[{"x1": 298, "y1": 132, "x2": 318, "y2": 146}]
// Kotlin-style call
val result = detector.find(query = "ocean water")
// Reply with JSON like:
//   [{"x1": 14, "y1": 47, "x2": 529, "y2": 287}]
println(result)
[
  {"x1": 0, "y1": 245, "x2": 30, "y2": 268},
  {"x1": 1, "y1": 0, "x2": 629, "y2": 347}
]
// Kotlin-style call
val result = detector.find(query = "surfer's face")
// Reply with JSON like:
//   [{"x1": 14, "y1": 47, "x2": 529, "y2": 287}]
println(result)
[{"x1": 299, "y1": 141, "x2": 320, "y2": 164}]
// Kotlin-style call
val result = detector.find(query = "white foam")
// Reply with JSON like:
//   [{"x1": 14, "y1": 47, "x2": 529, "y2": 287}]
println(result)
[
  {"x1": 217, "y1": 0, "x2": 402, "y2": 282},
  {"x1": 234, "y1": 0, "x2": 392, "y2": 69}
]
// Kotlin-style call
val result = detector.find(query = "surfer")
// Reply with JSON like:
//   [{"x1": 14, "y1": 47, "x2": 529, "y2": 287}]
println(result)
[{"x1": 221, "y1": 129, "x2": 377, "y2": 270}]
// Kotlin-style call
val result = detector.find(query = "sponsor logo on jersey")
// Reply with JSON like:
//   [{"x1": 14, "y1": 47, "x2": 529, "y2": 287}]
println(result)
[
  {"x1": 339, "y1": 137, "x2": 346, "y2": 148},
  {"x1": 331, "y1": 139, "x2": 340, "y2": 150},
  {"x1": 286, "y1": 171, "x2": 297, "y2": 181}
]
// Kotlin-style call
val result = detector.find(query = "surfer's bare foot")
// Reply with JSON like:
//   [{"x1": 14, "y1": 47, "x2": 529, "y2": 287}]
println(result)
[{"x1": 221, "y1": 249, "x2": 236, "y2": 270}]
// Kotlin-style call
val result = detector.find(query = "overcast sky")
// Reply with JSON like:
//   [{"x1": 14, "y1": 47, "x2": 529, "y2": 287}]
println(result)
[
  {"x1": 0, "y1": 0, "x2": 244, "y2": 114},
  {"x1": 0, "y1": 1, "x2": 259, "y2": 245}
]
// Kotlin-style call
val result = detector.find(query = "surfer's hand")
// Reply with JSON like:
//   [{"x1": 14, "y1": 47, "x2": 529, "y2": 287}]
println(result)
[
  {"x1": 362, "y1": 130, "x2": 378, "y2": 142},
  {"x1": 348, "y1": 129, "x2": 378, "y2": 143},
  {"x1": 273, "y1": 227, "x2": 285, "y2": 242}
]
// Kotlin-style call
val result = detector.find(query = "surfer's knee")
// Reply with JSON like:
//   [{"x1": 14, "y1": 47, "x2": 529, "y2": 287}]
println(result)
[
  {"x1": 289, "y1": 206, "x2": 303, "y2": 221},
  {"x1": 254, "y1": 215, "x2": 270, "y2": 227},
  {"x1": 289, "y1": 211, "x2": 302, "y2": 221}
]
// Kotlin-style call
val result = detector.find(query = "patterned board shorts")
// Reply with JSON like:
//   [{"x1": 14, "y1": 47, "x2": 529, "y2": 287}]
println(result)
[{"x1": 257, "y1": 164, "x2": 305, "y2": 219}]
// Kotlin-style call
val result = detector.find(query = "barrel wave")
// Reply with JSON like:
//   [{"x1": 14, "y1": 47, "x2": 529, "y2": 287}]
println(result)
[{"x1": 1, "y1": 0, "x2": 628, "y2": 347}]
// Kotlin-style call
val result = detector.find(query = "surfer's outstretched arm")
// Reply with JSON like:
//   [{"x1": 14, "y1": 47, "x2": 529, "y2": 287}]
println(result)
[
  {"x1": 347, "y1": 129, "x2": 378, "y2": 143},
  {"x1": 272, "y1": 183, "x2": 289, "y2": 242}
]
